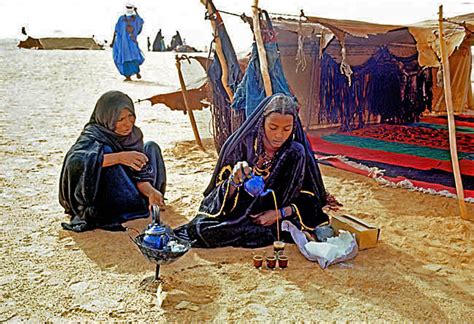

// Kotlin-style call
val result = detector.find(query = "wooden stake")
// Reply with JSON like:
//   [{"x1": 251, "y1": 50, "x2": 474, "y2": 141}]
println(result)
[
  {"x1": 175, "y1": 56, "x2": 205, "y2": 151},
  {"x1": 438, "y1": 5, "x2": 470, "y2": 220},
  {"x1": 252, "y1": 0, "x2": 272, "y2": 96}
]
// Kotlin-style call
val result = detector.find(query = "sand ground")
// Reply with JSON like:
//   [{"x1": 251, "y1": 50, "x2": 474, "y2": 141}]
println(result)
[{"x1": 0, "y1": 40, "x2": 473, "y2": 322}]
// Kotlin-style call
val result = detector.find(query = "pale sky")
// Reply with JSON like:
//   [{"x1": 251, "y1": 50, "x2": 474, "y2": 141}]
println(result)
[{"x1": 2, "y1": 0, "x2": 473, "y2": 51}]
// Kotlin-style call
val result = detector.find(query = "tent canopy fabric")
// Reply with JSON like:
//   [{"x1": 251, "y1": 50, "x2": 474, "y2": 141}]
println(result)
[
  {"x1": 145, "y1": 56, "x2": 210, "y2": 112},
  {"x1": 268, "y1": 12, "x2": 473, "y2": 128},
  {"x1": 146, "y1": 84, "x2": 209, "y2": 112},
  {"x1": 277, "y1": 12, "x2": 474, "y2": 68}
]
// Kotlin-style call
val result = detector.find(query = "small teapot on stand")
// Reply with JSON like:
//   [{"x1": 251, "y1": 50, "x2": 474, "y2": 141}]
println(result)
[{"x1": 142, "y1": 205, "x2": 169, "y2": 250}]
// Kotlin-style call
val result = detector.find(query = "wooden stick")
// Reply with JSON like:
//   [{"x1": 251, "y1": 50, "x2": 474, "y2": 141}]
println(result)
[
  {"x1": 200, "y1": 0, "x2": 234, "y2": 101},
  {"x1": 175, "y1": 56, "x2": 205, "y2": 151},
  {"x1": 438, "y1": 5, "x2": 469, "y2": 221},
  {"x1": 252, "y1": 0, "x2": 272, "y2": 96}
]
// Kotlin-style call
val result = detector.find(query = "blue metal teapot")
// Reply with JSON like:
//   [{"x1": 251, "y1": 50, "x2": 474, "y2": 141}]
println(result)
[
  {"x1": 142, "y1": 205, "x2": 169, "y2": 250},
  {"x1": 244, "y1": 173, "x2": 268, "y2": 197}
]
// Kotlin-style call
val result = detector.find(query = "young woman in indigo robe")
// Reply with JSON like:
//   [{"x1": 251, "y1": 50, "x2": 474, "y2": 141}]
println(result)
[
  {"x1": 175, "y1": 94, "x2": 328, "y2": 248},
  {"x1": 59, "y1": 91, "x2": 166, "y2": 232}
]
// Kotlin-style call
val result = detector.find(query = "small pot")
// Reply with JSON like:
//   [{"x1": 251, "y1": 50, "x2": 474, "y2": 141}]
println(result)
[
  {"x1": 253, "y1": 255, "x2": 263, "y2": 268},
  {"x1": 278, "y1": 255, "x2": 288, "y2": 269},
  {"x1": 266, "y1": 256, "x2": 276, "y2": 269}
]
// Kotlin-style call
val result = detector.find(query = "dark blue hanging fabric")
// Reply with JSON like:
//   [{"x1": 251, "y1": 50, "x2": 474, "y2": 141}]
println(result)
[
  {"x1": 231, "y1": 11, "x2": 294, "y2": 117},
  {"x1": 207, "y1": 12, "x2": 242, "y2": 96},
  {"x1": 206, "y1": 10, "x2": 244, "y2": 152},
  {"x1": 319, "y1": 46, "x2": 433, "y2": 131}
]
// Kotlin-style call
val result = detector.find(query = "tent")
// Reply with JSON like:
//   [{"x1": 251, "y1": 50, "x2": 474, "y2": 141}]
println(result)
[
  {"x1": 18, "y1": 36, "x2": 103, "y2": 50},
  {"x1": 270, "y1": 13, "x2": 474, "y2": 131}
]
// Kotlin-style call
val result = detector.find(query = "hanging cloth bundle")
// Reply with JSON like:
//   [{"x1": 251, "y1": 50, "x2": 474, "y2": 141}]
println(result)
[
  {"x1": 232, "y1": 10, "x2": 295, "y2": 117},
  {"x1": 295, "y1": 12, "x2": 307, "y2": 73}
]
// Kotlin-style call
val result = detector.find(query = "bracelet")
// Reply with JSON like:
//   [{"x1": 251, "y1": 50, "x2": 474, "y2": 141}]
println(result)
[
  {"x1": 229, "y1": 175, "x2": 243, "y2": 188},
  {"x1": 279, "y1": 208, "x2": 287, "y2": 219}
]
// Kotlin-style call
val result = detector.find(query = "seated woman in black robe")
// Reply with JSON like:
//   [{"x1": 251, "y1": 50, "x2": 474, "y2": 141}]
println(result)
[
  {"x1": 59, "y1": 91, "x2": 166, "y2": 232},
  {"x1": 175, "y1": 93, "x2": 328, "y2": 248}
]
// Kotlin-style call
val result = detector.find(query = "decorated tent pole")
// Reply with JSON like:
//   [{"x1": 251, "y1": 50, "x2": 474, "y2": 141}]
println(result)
[
  {"x1": 175, "y1": 55, "x2": 205, "y2": 151},
  {"x1": 252, "y1": 0, "x2": 272, "y2": 96},
  {"x1": 200, "y1": 0, "x2": 234, "y2": 101},
  {"x1": 438, "y1": 5, "x2": 469, "y2": 220}
]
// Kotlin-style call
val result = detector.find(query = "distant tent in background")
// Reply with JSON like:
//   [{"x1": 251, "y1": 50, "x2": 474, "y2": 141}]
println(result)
[
  {"x1": 18, "y1": 36, "x2": 41, "y2": 49},
  {"x1": 174, "y1": 45, "x2": 201, "y2": 53},
  {"x1": 152, "y1": 29, "x2": 166, "y2": 52},
  {"x1": 18, "y1": 36, "x2": 103, "y2": 50}
]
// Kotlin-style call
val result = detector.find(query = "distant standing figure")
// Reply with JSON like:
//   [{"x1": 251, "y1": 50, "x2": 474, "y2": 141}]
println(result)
[
  {"x1": 110, "y1": 2, "x2": 144, "y2": 81},
  {"x1": 169, "y1": 31, "x2": 183, "y2": 51},
  {"x1": 152, "y1": 29, "x2": 165, "y2": 52},
  {"x1": 147, "y1": 36, "x2": 151, "y2": 51}
]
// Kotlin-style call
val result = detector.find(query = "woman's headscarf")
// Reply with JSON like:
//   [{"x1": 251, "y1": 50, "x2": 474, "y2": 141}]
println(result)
[
  {"x1": 204, "y1": 93, "x2": 327, "y2": 207},
  {"x1": 87, "y1": 90, "x2": 144, "y2": 152}
]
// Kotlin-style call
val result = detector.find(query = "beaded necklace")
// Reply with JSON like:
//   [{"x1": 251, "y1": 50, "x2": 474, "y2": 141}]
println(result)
[
  {"x1": 260, "y1": 150, "x2": 275, "y2": 170},
  {"x1": 253, "y1": 137, "x2": 276, "y2": 179}
]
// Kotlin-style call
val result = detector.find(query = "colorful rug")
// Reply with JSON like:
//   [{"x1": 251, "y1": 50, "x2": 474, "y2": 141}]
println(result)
[{"x1": 308, "y1": 116, "x2": 474, "y2": 201}]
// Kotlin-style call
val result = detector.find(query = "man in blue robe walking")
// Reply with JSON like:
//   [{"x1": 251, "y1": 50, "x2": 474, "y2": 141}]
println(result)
[{"x1": 111, "y1": 2, "x2": 145, "y2": 81}]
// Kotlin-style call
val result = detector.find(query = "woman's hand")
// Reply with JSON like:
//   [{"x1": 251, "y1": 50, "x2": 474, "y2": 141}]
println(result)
[
  {"x1": 148, "y1": 189, "x2": 165, "y2": 208},
  {"x1": 231, "y1": 161, "x2": 252, "y2": 185},
  {"x1": 137, "y1": 182, "x2": 165, "y2": 209},
  {"x1": 118, "y1": 151, "x2": 149, "y2": 171},
  {"x1": 249, "y1": 210, "x2": 280, "y2": 226}
]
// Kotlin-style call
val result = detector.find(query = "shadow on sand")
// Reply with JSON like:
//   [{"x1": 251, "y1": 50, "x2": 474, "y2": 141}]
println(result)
[
  {"x1": 62, "y1": 205, "x2": 189, "y2": 275},
  {"x1": 154, "y1": 239, "x2": 473, "y2": 322}
]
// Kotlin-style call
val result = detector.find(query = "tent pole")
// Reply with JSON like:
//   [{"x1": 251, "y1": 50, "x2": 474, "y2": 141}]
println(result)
[
  {"x1": 438, "y1": 5, "x2": 470, "y2": 221},
  {"x1": 175, "y1": 55, "x2": 205, "y2": 151},
  {"x1": 252, "y1": 0, "x2": 272, "y2": 96},
  {"x1": 200, "y1": 0, "x2": 234, "y2": 101}
]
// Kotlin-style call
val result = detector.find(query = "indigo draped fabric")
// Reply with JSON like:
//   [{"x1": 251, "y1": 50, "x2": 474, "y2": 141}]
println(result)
[
  {"x1": 319, "y1": 47, "x2": 433, "y2": 131},
  {"x1": 59, "y1": 91, "x2": 166, "y2": 232},
  {"x1": 113, "y1": 14, "x2": 145, "y2": 77},
  {"x1": 175, "y1": 94, "x2": 328, "y2": 248},
  {"x1": 152, "y1": 29, "x2": 165, "y2": 52},
  {"x1": 59, "y1": 131, "x2": 165, "y2": 232},
  {"x1": 170, "y1": 31, "x2": 183, "y2": 50},
  {"x1": 207, "y1": 10, "x2": 243, "y2": 151},
  {"x1": 232, "y1": 12, "x2": 293, "y2": 117}
]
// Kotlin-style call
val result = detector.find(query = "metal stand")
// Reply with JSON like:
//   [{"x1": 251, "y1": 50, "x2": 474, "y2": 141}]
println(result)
[{"x1": 155, "y1": 264, "x2": 161, "y2": 281}]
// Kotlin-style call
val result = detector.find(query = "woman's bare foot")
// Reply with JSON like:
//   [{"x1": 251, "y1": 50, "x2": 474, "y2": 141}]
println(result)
[
  {"x1": 124, "y1": 76, "x2": 132, "y2": 81},
  {"x1": 136, "y1": 73, "x2": 142, "y2": 79}
]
